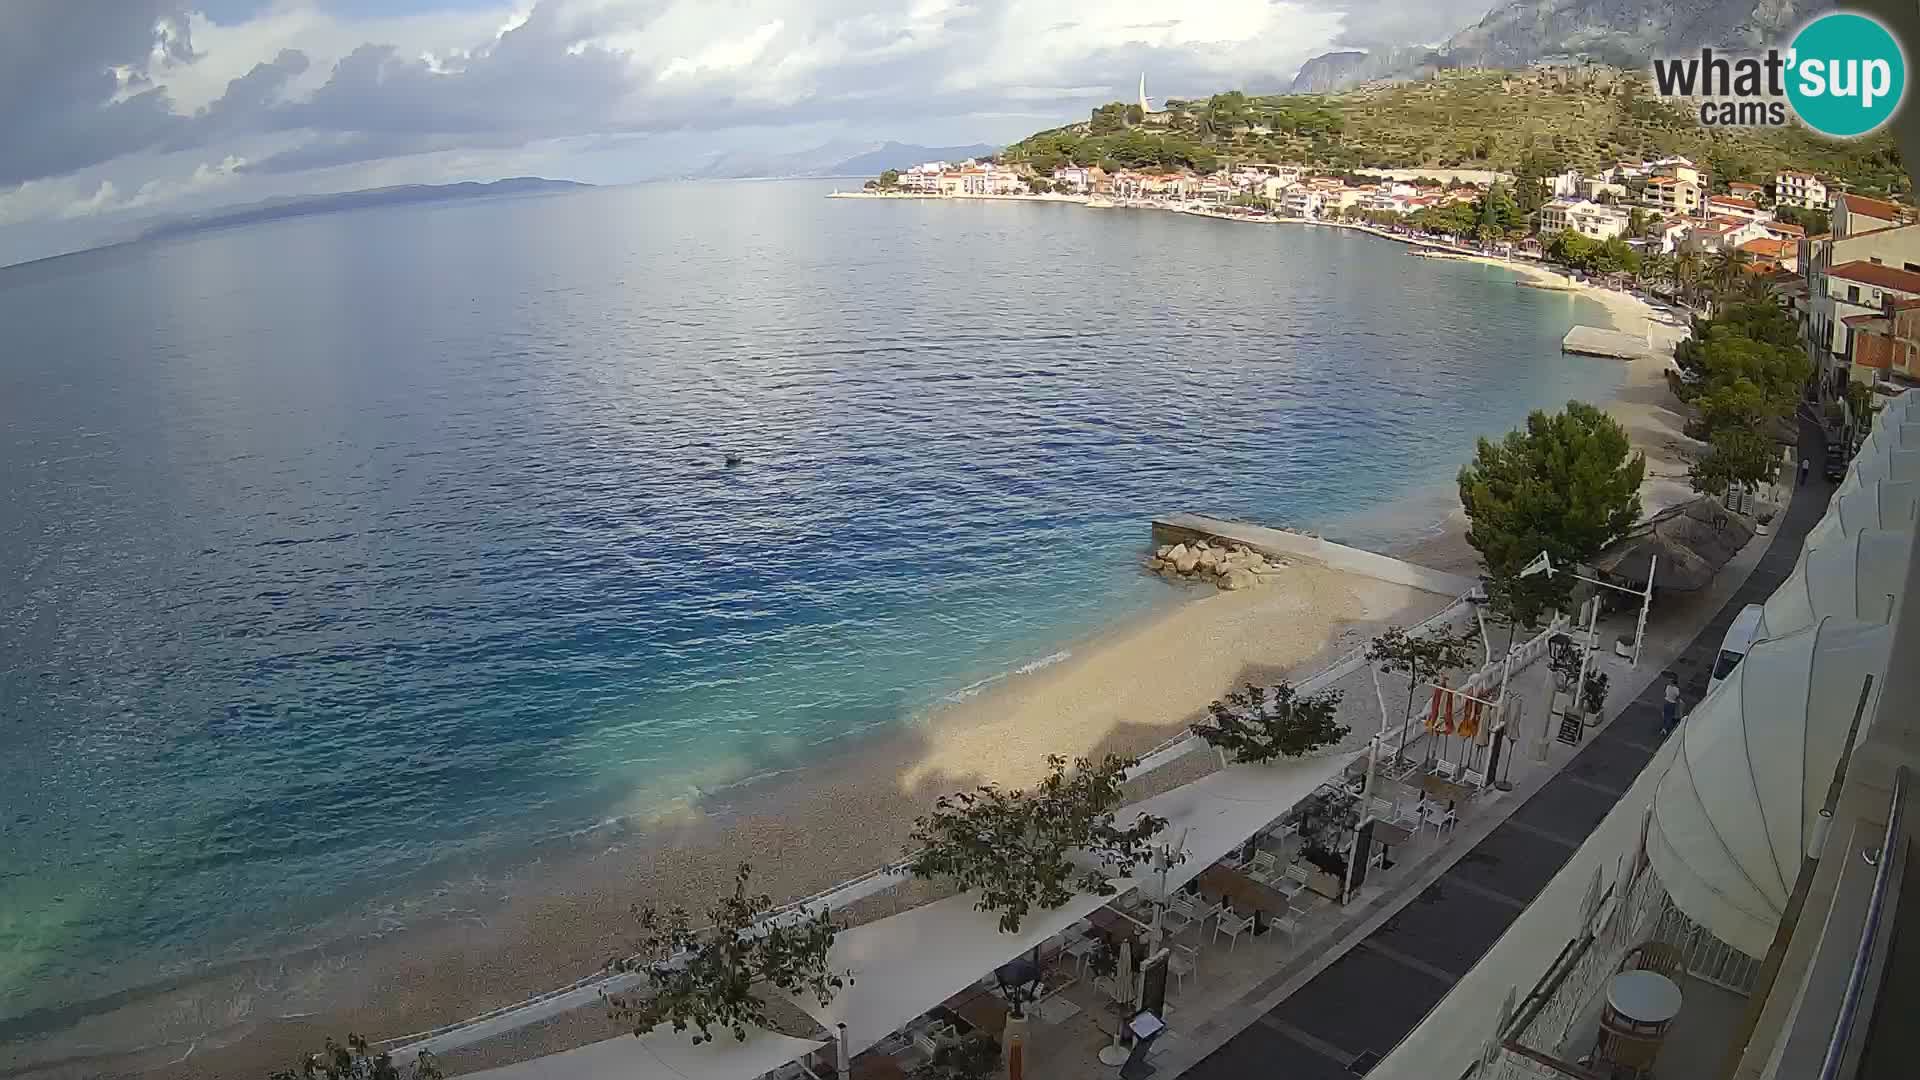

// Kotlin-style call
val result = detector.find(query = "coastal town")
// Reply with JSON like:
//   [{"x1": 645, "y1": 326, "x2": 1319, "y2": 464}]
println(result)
[{"x1": 846, "y1": 152, "x2": 1919, "y2": 407}]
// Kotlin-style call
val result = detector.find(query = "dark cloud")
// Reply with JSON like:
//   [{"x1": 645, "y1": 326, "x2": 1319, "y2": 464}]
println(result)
[{"x1": 0, "y1": 2, "x2": 197, "y2": 187}]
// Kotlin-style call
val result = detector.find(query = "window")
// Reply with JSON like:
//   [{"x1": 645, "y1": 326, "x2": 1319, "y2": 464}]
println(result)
[
  {"x1": 1713, "y1": 650, "x2": 1743, "y2": 681},
  {"x1": 1904, "y1": 262, "x2": 1920, "y2": 273},
  {"x1": 1849, "y1": 285, "x2": 1862, "y2": 303},
  {"x1": 1871, "y1": 257, "x2": 1885, "y2": 265}
]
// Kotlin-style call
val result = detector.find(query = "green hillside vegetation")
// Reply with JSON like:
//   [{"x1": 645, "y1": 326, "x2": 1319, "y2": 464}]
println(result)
[{"x1": 998, "y1": 70, "x2": 1905, "y2": 197}]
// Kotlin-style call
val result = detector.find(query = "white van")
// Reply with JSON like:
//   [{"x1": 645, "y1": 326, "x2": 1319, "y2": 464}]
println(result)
[{"x1": 1708, "y1": 604, "x2": 1765, "y2": 697}]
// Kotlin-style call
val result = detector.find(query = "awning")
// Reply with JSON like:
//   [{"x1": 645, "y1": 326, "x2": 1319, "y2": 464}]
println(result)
[
  {"x1": 1593, "y1": 497, "x2": 1755, "y2": 590},
  {"x1": 787, "y1": 751, "x2": 1355, "y2": 1056},
  {"x1": 1646, "y1": 618, "x2": 1892, "y2": 957},
  {"x1": 1116, "y1": 752, "x2": 1360, "y2": 901},
  {"x1": 1758, "y1": 528, "x2": 1914, "y2": 638},
  {"x1": 464, "y1": 1023, "x2": 825, "y2": 1080},
  {"x1": 1843, "y1": 419, "x2": 1919, "y2": 493},
  {"x1": 787, "y1": 878, "x2": 1113, "y2": 1058},
  {"x1": 1808, "y1": 481, "x2": 1920, "y2": 546}
]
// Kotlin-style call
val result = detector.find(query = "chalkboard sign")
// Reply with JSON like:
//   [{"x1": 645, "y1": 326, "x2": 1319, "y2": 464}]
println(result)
[
  {"x1": 1139, "y1": 949, "x2": 1169, "y2": 1019},
  {"x1": 1557, "y1": 713, "x2": 1584, "y2": 746}
]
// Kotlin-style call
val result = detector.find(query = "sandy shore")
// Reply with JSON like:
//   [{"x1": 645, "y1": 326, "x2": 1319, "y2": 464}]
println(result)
[{"x1": 13, "y1": 556, "x2": 1449, "y2": 1080}]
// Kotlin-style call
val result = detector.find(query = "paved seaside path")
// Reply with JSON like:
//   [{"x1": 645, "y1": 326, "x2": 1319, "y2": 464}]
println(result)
[{"x1": 1173, "y1": 418, "x2": 1837, "y2": 1079}]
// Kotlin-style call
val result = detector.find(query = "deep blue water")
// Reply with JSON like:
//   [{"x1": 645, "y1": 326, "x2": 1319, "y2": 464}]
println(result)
[{"x1": 0, "y1": 180, "x2": 1620, "y2": 1028}]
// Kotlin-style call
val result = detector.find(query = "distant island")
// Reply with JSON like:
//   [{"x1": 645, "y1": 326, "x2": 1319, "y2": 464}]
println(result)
[{"x1": 137, "y1": 177, "x2": 593, "y2": 243}]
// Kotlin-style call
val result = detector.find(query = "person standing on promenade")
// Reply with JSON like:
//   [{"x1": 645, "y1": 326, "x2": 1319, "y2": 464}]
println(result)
[
  {"x1": 1661, "y1": 672, "x2": 1683, "y2": 737},
  {"x1": 1799, "y1": 457, "x2": 1810, "y2": 486}
]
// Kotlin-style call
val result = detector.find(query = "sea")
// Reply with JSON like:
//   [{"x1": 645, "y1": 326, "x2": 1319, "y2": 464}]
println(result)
[{"x1": 0, "y1": 179, "x2": 1621, "y2": 1046}]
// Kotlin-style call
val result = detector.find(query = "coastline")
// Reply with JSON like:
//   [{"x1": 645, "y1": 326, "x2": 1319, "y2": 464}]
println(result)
[{"x1": 11, "y1": 199, "x2": 1693, "y2": 1080}]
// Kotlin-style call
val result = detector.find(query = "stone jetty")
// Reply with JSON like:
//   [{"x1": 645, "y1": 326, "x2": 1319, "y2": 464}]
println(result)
[{"x1": 1145, "y1": 538, "x2": 1284, "y2": 590}]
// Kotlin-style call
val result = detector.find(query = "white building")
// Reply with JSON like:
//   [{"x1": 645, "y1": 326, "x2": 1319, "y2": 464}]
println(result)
[
  {"x1": 1539, "y1": 198, "x2": 1630, "y2": 240},
  {"x1": 1775, "y1": 170, "x2": 1830, "y2": 209},
  {"x1": 1705, "y1": 194, "x2": 1771, "y2": 223},
  {"x1": 1050, "y1": 166, "x2": 1094, "y2": 193},
  {"x1": 1547, "y1": 169, "x2": 1584, "y2": 198},
  {"x1": 1281, "y1": 188, "x2": 1324, "y2": 218}
]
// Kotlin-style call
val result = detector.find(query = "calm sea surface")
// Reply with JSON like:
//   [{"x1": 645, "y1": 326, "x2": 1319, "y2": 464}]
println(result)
[{"x1": 0, "y1": 180, "x2": 1620, "y2": 1032}]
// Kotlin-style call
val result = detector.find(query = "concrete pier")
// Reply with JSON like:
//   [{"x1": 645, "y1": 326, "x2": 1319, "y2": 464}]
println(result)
[
  {"x1": 1152, "y1": 512, "x2": 1478, "y2": 597},
  {"x1": 1562, "y1": 324, "x2": 1652, "y2": 360}
]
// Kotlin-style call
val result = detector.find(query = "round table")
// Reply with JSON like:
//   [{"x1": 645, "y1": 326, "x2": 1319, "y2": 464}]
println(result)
[{"x1": 1607, "y1": 970, "x2": 1682, "y2": 1025}]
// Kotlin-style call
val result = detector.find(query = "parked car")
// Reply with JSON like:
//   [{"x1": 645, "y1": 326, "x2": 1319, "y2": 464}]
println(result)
[{"x1": 1708, "y1": 604, "x2": 1765, "y2": 698}]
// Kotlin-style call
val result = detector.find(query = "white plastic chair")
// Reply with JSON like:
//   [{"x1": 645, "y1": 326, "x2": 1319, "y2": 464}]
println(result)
[
  {"x1": 1064, "y1": 935, "x2": 1102, "y2": 978},
  {"x1": 1369, "y1": 797, "x2": 1396, "y2": 821},
  {"x1": 1463, "y1": 768, "x2": 1487, "y2": 788},
  {"x1": 1215, "y1": 909, "x2": 1253, "y2": 951},
  {"x1": 1250, "y1": 850, "x2": 1281, "y2": 885},
  {"x1": 1270, "y1": 911, "x2": 1301, "y2": 941},
  {"x1": 1168, "y1": 944, "x2": 1197, "y2": 995},
  {"x1": 1276, "y1": 863, "x2": 1310, "y2": 899},
  {"x1": 1433, "y1": 757, "x2": 1459, "y2": 781}
]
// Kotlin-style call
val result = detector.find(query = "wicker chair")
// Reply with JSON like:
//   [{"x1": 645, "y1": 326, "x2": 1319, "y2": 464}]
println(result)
[{"x1": 1619, "y1": 941, "x2": 1685, "y2": 980}]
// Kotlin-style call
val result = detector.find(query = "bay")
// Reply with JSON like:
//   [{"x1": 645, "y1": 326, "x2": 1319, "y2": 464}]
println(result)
[{"x1": 0, "y1": 179, "x2": 1619, "y2": 1032}]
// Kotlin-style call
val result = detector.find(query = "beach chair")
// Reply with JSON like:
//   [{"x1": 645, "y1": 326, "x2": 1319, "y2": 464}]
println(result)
[{"x1": 1215, "y1": 909, "x2": 1253, "y2": 952}]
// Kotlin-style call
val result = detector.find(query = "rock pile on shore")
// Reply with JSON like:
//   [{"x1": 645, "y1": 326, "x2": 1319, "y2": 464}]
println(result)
[{"x1": 1145, "y1": 539, "x2": 1281, "y2": 591}]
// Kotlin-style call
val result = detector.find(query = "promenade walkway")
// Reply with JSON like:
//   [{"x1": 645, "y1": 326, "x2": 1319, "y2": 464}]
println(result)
[{"x1": 1169, "y1": 419, "x2": 1837, "y2": 1079}]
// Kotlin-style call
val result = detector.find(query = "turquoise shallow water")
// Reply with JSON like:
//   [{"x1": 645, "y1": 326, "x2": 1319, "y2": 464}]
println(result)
[{"x1": 0, "y1": 181, "x2": 1620, "y2": 1034}]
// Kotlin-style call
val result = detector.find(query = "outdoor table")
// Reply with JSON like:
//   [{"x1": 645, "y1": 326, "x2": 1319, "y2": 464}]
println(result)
[
  {"x1": 1195, "y1": 864, "x2": 1292, "y2": 935},
  {"x1": 1605, "y1": 971, "x2": 1682, "y2": 1030},
  {"x1": 1371, "y1": 821, "x2": 1414, "y2": 869}
]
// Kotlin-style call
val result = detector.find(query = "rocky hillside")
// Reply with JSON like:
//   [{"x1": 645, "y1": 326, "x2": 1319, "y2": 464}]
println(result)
[
  {"x1": 1292, "y1": 0, "x2": 1834, "y2": 93},
  {"x1": 1441, "y1": 0, "x2": 1831, "y2": 69}
]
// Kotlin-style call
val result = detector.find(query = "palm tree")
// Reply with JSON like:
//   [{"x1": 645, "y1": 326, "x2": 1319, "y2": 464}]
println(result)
[
  {"x1": 1671, "y1": 251, "x2": 1705, "y2": 308},
  {"x1": 1707, "y1": 248, "x2": 1754, "y2": 299},
  {"x1": 1639, "y1": 252, "x2": 1673, "y2": 294}
]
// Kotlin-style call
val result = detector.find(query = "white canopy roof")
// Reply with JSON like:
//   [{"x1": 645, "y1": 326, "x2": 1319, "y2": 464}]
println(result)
[
  {"x1": 465, "y1": 1023, "x2": 825, "y2": 1080},
  {"x1": 1647, "y1": 618, "x2": 1891, "y2": 957},
  {"x1": 1842, "y1": 424, "x2": 1920, "y2": 494},
  {"x1": 1804, "y1": 481, "x2": 1920, "y2": 549},
  {"x1": 1757, "y1": 528, "x2": 1915, "y2": 638},
  {"x1": 1118, "y1": 751, "x2": 1358, "y2": 901},
  {"x1": 788, "y1": 751, "x2": 1353, "y2": 1056},
  {"x1": 788, "y1": 875, "x2": 1114, "y2": 1057}
]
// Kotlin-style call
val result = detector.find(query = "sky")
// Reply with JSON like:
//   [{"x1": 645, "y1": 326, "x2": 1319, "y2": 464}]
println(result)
[{"x1": 0, "y1": 0, "x2": 1497, "y2": 266}]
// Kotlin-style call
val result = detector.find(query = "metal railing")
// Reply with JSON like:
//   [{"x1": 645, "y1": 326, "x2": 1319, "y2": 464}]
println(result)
[{"x1": 1817, "y1": 764, "x2": 1909, "y2": 1080}]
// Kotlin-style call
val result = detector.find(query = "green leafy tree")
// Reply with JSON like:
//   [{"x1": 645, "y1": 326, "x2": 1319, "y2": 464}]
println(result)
[
  {"x1": 1707, "y1": 248, "x2": 1755, "y2": 298},
  {"x1": 907, "y1": 754, "x2": 1167, "y2": 933},
  {"x1": 1365, "y1": 626, "x2": 1478, "y2": 758},
  {"x1": 1456, "y1": 401, "x2": 1646, "y2": 610},
  {"x1": 877, "y1": 169, "x2": 901, "y2": 189},
  {"x1": 1689, "y1": 426, "x2": 1782, "y2": 496},
  {"x1": 1191, "y1": 682, "x2": 1349, "y2": 764},
  {"x1": 1672, "y1": 302, "x2": 1811, "y2": 439},
  {"x1": 603, "y1": 865, "x2": 846, "y2": 1045},
  {"x1": 269, "y1": 1036, "x2": 441, "y2": 1080}
]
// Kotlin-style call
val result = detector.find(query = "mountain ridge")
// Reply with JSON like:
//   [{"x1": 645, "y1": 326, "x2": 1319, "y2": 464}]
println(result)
[{"x1": 1291, "y1": 0, "x2": 1835, "y2": 93}]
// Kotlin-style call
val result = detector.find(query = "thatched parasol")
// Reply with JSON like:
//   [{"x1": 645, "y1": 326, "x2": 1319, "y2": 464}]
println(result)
[{"x1": 1592, "y1": 497, "x2": 1756, "y2": 590}]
